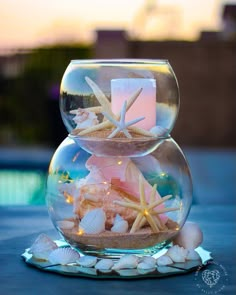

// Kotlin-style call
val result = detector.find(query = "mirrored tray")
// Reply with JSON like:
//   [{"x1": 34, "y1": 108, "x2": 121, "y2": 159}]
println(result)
[{"x1": 22, "y1": 240, "x2": 212, "y2": 279}]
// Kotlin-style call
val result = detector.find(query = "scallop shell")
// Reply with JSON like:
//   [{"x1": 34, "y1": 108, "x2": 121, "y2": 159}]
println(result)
[
  {"x1": 173, "y1": 221, "x2": 203, "y2": 250},
  {"x1": 95, "y1": 259, "x2": 114, "y2": 271},
  {"x1": 77, "y1": 255, "x2": 97, "y2": 267},
  {"x1": 112, "y1": 255, "x2": 139, "y2": 270},
  {"x1": 48, "y1": 247, "x2": 80, "y2": 265},
  {"x1": 186, "y1": 249, "x2": 201, "y2": 261},
  {"x1": 111, "y1": 214, "x2": 128, "y2": 233},
  {"x1": 28, "y1": 233, "x2": 58, "y2": 260},
  {"x1": 156, "y1": 255, "x2": 173, "y2": 266},
  {"x1": 57, "y1": 220, "x2": 75, "y2": 230},
  {"x1": 166, "y1": 245, "x2": 188, "y2": 263},
  {"x1": 79, "y1": 208, "x2": 106, "y2": 234}
]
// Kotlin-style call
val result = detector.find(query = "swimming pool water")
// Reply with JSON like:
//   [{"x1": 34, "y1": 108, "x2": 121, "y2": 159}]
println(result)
[{"x1": 0, "y1": 170, "x2": 46, "y2": 205}]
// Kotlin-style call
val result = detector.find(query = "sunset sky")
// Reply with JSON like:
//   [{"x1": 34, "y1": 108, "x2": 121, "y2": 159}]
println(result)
[{"x1": 0, "y1": 0, "x2": 235, "y2": 50}]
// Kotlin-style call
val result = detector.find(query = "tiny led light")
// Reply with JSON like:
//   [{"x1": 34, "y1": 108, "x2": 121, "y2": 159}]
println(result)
[
  {"x1": 143, "y1": 209, "x2": 149, "y2": 216},
  {"x1": 64, "y1": 192, "x2": 74, "y2": 204},
  {"x1": 77, "y1": 229, "x2": 84, "y2": 235},
  {"x1": 117, "y1": 160, "x2": 122, "y2": 165}
]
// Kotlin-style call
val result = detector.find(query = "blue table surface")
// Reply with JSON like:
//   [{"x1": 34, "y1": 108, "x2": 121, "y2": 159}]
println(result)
[{"x1": 0, "y1": 204, "x2": 235, "y2": 295}]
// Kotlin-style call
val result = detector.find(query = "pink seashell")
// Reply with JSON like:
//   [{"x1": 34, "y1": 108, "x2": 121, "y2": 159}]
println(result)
[
  {"x1": 83, "y1": 155, "x2": 168, "y2": 223},
  {"x1": 29, "y1": 233, "x2": 58, "y2": 260},
  {"x1": 173, "y1": 222, "x2": 203, "y2": 250}
]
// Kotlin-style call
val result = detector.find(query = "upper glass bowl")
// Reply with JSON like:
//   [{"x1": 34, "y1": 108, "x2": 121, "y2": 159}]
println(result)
[{"x1": 60, "y1": 59, "x2": 179, "y2": 156}]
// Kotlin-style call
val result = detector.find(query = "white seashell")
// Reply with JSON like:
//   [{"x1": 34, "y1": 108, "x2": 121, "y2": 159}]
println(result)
[
  {"x1": 166, "y1": 245, "x2": 188, "y2": 263},
  {"x1": 149, "y1": 126, "x2": 168, "y2": 137},
  {"x1": 29, "y1": 233, "x2": 58, "y2": 260},
  {"x1": 156, "y1": 255, "x2": 173, "y2": 266},
  {"x1": 173, "y1": 221, "x2": 203, "y2": 250},
  {"x1": 70, "y1": 108, "x2": 98, "y2": 129},
  {"x1": 79, "y1": 208, "x2": 106, "y2": 234},
  {"x1": 95, "y1": 259, "x2": 114, "y2": 271},
  {"x1": 48, "y1": 247, "x2": 80, "y2": 265},
  {"x1": 186, "y1": 249, "x2": 201, "y2": 261},
  {"x1": 137, "y1": 262, "x2": 154, "y2": 270},
  {"x1": 137, "y1": 267, "x2": 156, "y2": 275},
  {"x1": 57, "y1": 220, "x2": 75, "y2": 230},
  {"x1": 140, "y1": 256, "x2": 156, "y2": 268},
  {"x1": 112, "y1": 255, "x2": 139, "y2": 270},
  {"x1": 111, "y1": 214, "x2": 128, "y2": 233},
  {"x1": 116, "y1": 269, "x2": 139, "y2": 277},
  {"x1": 76, "y1": 255, "x2": 97, "y2": 267}
]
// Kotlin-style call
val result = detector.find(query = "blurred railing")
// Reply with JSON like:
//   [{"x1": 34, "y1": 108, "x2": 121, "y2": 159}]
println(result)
[{"x1": 0, "y1": 147, "x2": 235, "y2": 205}]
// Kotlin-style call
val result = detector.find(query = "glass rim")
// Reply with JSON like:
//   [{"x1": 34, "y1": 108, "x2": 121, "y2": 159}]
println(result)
[{"x1": 70, "y1": 59, "x2": 170, "y2": 65}]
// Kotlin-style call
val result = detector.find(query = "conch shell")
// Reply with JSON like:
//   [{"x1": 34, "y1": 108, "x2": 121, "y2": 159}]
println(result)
[{"x1": 73, "y1": 155, "x2": 168, "y2": 228}]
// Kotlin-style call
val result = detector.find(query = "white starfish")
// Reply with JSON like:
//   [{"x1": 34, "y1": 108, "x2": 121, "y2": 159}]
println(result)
[
  {"x1": 102, "y1": 100, "x2": 145, "y2": 139},
  {"x1": 72, "y1": 77, "x2": 155, "y2": 138}
]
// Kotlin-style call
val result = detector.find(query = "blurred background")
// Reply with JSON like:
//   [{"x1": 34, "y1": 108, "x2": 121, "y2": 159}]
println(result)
[{"x1": 0, "y1": 0, "x2": 236, "y2": 205}]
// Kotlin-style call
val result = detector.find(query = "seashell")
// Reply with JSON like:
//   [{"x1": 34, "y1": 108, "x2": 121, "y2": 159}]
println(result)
[
  {"x1": 70, "y1": 108, "x2": 98, "y2": 129},
  {"x1": 186, "y1": 249, "x2": 201, "y2": 261},
  {"x1": 156, "y1": 255, "x2": 173, "y2": 266},
  {"x1": 140, "y1": 256, "x2": 156, "y2": 268},
  {"x1": 149, "y1": 126, "x2": 168, "y2": 137},
  {"x1": 157, "y1": 266, "x2": 178, "y2": 274},
  {"x1": 116, "y1": 269, "x2": 139, "y2": 277},
  {"x1": 76, "y1": 255, "x2": 97, "y2": 267},
  {"x1": 79, "y1": 208, "x2": 106, "y2": 234},
  {"x1": 137, "y1": 262, "x2": 154, "y2": 270},
  {"x1": 166, "y1": 245, "x2": 188, "y2": 263},
  {"x1": 29, "y1": 233, "x2": 58, "y2": 260},
  {"x1": 48, "y1": 247, "x2": 80, "y2": 265},
  {"x1": 111, "y1": 214, "x2": 128, "y2": 233},
  {"x1": 112, "y1": 255, "x2": 139, "y2": 270},
  {"x1": 95, "y1": 259, "x2": 114, "y2": 271},
  {"x1": 173, "y1": 221, "x2": 203, "y2": 250},
  {"x1": 57, "y1": 220, "x2": 75, "y2": 230},
  {"x1": 137, "y1": 267, "x2": 156, "y2": 275}
]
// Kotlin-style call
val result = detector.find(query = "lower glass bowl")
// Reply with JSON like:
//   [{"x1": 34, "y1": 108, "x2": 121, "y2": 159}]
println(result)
[{"x1": 46, "y1": 136, "x2": 192, "y2": 257}]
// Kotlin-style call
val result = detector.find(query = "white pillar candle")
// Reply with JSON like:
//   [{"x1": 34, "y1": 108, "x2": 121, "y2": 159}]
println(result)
[{"x1": 111, "y1": 78, "x2": 156, "y2": 130}]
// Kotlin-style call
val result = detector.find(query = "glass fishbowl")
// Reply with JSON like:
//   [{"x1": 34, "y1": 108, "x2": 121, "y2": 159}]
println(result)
[{"x1": 46, "y1": 59, "x2": 192, "y2": 257}]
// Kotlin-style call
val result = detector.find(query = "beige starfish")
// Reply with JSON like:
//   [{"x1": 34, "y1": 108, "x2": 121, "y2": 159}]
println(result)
[
  {"x1": 72, "y1": 77, "x2": 155, "y2": 138},
  {"x1": 113, "y1": 175, "x2": 179, "y2": 233}
]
